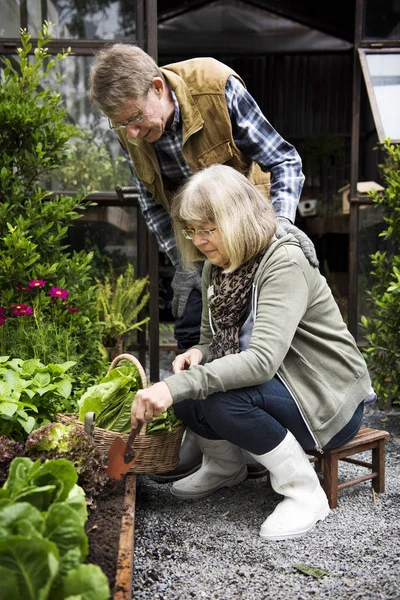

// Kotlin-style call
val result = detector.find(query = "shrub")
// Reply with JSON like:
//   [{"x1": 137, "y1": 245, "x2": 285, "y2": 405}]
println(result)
[
  {"x1": 361, "y1": 139, "x2": 400, "y2": 406},
  {"x1": 0, "y1": 23, "x2": 105, "y2": 381}
]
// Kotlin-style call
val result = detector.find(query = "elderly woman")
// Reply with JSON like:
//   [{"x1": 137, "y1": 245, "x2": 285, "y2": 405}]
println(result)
[{"x1": 131, "y1": 164, "x2": 371, "y2": 541}]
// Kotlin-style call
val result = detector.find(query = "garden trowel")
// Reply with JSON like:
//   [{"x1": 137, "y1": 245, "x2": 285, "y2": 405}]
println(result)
[{"x1": 107, "y1": 422, "x2": 142, "y2": 480}]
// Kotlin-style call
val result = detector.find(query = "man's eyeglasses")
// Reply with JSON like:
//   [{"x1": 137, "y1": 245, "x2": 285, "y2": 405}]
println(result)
[
  {"x1": 182, "y1": 228, "x2": 218, "y2": 240},
  {"x1": 108, "y1": 97, "x2": 148, "y2": 131}
]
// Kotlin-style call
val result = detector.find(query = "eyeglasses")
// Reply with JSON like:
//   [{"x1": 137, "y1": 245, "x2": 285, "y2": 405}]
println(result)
[
  {"x1": 181, "y1": 228, "x2": 218, "y2": 240},
  {"x1": 108, "y1": 98, "x2": 148, "y2": 131}
]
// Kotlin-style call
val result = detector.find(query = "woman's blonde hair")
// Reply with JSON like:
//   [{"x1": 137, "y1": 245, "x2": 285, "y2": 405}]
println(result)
[
  {"x1": 171, "y1": 165, "x2": 276, "y2": 273},
  {"x1": 89, "y1": 44, "x2": 163, "y2": 117}
]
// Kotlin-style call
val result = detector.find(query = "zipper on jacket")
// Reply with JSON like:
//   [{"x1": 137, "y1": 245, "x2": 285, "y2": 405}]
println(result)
[{"x1": 275, "y1": 371, "x2": 323, "y2": 453}]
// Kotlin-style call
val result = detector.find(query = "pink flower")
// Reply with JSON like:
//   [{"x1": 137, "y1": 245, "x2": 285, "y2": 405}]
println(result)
[
  {"x1": 9, "y1": 303, "x2": 33, "y2": 317},
  {"x1": 29, "y1": 279, "x2": 46, "y2": 288},
  {"x1": 48, "y1": 286, "x2": 69, "y2": 301},
  {"x1": 17, "y1": 285, "x2": 32, "y2": 292},
  {"x1": 0, "y1": 318, "x2": 6, "y2": 326},
  {"x1": 66, "y1": 306, "x2": 80, "y2": 313}
]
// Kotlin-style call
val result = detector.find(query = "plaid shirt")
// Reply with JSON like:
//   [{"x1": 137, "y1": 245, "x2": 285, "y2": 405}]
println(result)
[{"x1": 129, "y1": 76, "x2": 305, "y2": 266}]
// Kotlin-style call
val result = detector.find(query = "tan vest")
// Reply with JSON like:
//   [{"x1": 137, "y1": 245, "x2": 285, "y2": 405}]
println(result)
[{"x1": 119, "y1": 58, "x2": 270, "y2": 212}]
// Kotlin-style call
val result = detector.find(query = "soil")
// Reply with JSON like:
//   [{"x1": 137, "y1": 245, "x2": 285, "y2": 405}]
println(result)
[{"x1": 85, "y1": 479, "x2": 126, "y2": 596}]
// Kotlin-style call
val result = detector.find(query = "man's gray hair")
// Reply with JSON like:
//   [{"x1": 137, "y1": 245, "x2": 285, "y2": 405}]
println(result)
[{"x1": 89, "y1": 44, "x2": 163, "y2": 117}]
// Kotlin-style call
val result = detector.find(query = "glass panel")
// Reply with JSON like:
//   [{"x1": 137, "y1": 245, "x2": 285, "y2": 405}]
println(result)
[
  {"x1": 356, "y1": 204, "x2": 390, "y2": 342},
  {"x1": 44, "y1": 1, "x2": 136, "y2": 40},
  {"x1": 67, "y1": 205, "x2": 139, "y2": 279},
  {"x1": 0, "y1": 0, "x2": 21, "y2": 37},
  {"x1": 362, "y1": 53, "x2": 400, "y2": 143},
  {"x1": 49, "y1": 54, "x2": 132, "y2": 191},
  {"x1": 27, "y1": 0, "x2": 42, "y2": 34},
  {"x1": 364, "y1": 0, "x2": 400, "y2": 40}
]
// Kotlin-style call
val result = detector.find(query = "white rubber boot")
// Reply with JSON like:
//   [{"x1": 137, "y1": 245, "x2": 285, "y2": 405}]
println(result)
[
  {"x1": 250, "y1": 430, "x2": 330, "y2": 541},
  {"x1": 171, "y1": 436, "x2": 247, "y2": 499}
]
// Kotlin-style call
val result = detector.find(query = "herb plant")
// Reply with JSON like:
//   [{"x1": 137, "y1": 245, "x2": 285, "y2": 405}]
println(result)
[{"x1": 0, "y1": 356, "x2": 75, "y2": 440}]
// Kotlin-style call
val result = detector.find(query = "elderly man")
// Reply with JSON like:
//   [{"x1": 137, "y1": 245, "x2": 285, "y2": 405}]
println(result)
[{"x1": 89, "y1": 44, "x2": 317, "y2": 481}]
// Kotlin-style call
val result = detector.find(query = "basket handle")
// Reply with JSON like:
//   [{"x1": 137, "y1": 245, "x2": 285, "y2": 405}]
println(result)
[
  {"x1": 108, "y1": 353, "x2": 148, "y2": 437},
  {"x1": 108, "y1": 353, "x2": 147, "y2": 388}
]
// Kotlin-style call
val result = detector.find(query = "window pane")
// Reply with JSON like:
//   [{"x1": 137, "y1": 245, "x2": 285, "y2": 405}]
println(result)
[
  {"x1": 52, "y1": 54, "x2": 132, "y2": 191},
  {"x1": 0, "y1": 0, "x2": 21, "y2": 37},
  {"x1": 67, "y1": 205, "x2": 139, "y2": 278},
  {"x1": 364, "y1": 0, "x2": 400, "y2": 39},
  {"x1": 364, "y1": 53, "x2": 400, "y2": 142},
  {"x1": 44, "y1": 1, "x2": 136, "y2": 40}
]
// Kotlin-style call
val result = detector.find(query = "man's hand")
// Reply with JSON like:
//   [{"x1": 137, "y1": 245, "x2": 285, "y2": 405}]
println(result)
[
  {"x1": 131, "y1": 381, "x2": 174, "y2": 428},
  {"x1": 276, "y1": 217, "x2": 319, "y2": 268},
  {"x1": 171, "y1": 265, "x2": 202, "y2": 318},
  {"x1": 172, "y1": 348, "x2": 203, "y2": 373}
]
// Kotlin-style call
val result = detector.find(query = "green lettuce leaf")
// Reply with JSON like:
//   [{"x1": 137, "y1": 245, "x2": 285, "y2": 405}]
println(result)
[
  {"x1": 60, "y1": 564, "x2": 110, "y2": 600},
  {"x1": 0, "y1": 535, "x2": 59, "y2": 600}
]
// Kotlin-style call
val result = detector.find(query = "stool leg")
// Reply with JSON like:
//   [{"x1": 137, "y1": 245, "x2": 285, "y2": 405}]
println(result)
[
  {"x1": 322, "y1": 453, "x2": 339, "y2": 509},
  {"x1": 372, "y1": 440, "x2": 386, "y2": 493}
]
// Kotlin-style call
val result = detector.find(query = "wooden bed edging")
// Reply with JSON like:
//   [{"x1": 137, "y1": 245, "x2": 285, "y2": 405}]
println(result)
[{"x1": 113, "y1": 473, "x2": 137, "y2": 600}]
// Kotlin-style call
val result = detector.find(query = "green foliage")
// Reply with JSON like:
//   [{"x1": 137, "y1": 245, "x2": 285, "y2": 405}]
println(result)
[
  {"x1": 0, "y1": 356, "x2": 76, "y2": 440},
  {"x1": 78, "y1": 363, "x2": 183, "y2": 435},
  {"x1": 25, "y1": 422, "x2": 108, "y2": 503},
  {"x1": 0, "y1": 24, "x2": 104, "y2": 379},
  {"x1": 0, "y1": 457, "x2": 110, "y2": 599},
  {"x1": 96, "y1": 263, "x2": 150, "y2": 351},
  {"x1": 361, "y1": 139, "x2": 400, "y2": 406},
  {"x1": 56, "y1": 127, "x2": 131, "y2": 191},
  {"x1": 78, "y1": 363, "x2": 142, "y2": 433}
]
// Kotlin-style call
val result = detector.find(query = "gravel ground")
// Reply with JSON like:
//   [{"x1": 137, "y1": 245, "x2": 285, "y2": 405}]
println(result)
[{"x1": 132, "y1": 353, "x2": 400, "y2": 600}]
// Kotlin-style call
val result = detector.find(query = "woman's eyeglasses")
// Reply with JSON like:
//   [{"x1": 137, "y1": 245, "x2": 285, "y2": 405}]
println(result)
[{"x1": 181, "y1": 228, "x2": 218, "y2": 240}]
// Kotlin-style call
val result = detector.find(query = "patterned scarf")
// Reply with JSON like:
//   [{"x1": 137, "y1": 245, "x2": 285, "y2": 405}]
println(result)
[{"x1": 208, "y1": 252, "x2": 265, "y2": 360}]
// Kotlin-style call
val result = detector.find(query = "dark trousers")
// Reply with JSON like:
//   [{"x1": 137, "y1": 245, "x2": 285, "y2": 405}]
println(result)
[
  {"x1": 174, "y1": 376, "x2": 364, "y2": 454},
  {"x1": 174, "y1": 289, "x2": 202, "y2": 350}
]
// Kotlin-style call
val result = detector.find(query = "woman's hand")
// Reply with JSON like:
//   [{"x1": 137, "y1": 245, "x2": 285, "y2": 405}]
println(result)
[
  {"x1": 131, "y1": 381, "x2": 173, "y2": 428},
  {"x1": 172, "y1": 348, "x2": 203, "y2": 373}
]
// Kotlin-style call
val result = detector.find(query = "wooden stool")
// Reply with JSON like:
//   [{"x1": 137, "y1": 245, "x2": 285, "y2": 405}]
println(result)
[{"x1": 308, "y1": 427, "x2": 390, "y2": 509}]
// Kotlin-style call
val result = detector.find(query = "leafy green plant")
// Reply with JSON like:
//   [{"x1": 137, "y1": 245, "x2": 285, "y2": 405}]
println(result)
[
  {"x1": 78, "y1": 362, "x2": 183, "y2": 434},
  {"x1": 25, "y1": 422, "x2": 108, "y2": 503},
  {"x1": 0, "y1": 457, "x2": 110, "y2": 599},
  {"x1": 78, "y1": 363, "x2": 142, "y2": 433},
  {"x1": 0, "y1": 23, "x2": 104, "y2": 379},
  {"x1": 0, "y1": 356, "x2": 76, "y2": 440},
  {"x1": 361, "y1": 139, "x2": 400, "y2": 406},
  {"x1": 96, "y1": 263, "x2": 150, "y2": 356}
]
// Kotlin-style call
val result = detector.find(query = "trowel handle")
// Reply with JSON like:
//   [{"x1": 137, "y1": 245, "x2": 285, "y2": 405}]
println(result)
[{"x1": 124, "y1": 422, "x2": 143, "y2": 458}]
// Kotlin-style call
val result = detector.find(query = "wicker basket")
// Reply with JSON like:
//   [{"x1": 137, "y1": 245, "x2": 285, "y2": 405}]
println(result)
[{"x1": 57, "y1": 353, "x2": 185, "y2": 474}]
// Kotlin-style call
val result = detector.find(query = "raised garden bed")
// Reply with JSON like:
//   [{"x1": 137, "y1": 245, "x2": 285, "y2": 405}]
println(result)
[{"x1": 86, "y1": 474, "x2": 137, "y2": 600}]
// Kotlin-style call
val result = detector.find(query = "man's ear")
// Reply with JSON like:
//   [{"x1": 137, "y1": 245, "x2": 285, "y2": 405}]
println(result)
[{"x1": 152, "y1": 77, "x2": 164, "y2": 95}]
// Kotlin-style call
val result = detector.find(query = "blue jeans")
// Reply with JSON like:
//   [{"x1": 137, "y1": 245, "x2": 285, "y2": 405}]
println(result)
[{"x1": 174, "y1": 376, "x2": 364, "y2": 454}]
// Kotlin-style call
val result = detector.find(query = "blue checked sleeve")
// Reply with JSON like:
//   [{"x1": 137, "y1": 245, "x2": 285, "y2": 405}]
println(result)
[
  {"x1": 132, "y1": 170, "x2": 180, "y2": 266},
  {"x1": 225, "y1": 76, "x2": 305, "y2": 223}
]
